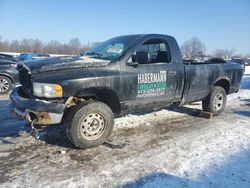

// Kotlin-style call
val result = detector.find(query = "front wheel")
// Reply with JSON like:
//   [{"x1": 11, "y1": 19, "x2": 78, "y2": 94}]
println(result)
[
  {"x1": 202, "y1": 86, "x2": 227, "y2": 116},
  {"x1": 66, "y1": 102, "x2": 114, "y2": 149}
]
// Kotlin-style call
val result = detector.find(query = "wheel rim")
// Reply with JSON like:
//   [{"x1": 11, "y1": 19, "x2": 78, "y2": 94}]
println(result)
[
  {"x1": 0, "y1": 78, "x2": 10, "y2": 93},
  {"x1": 80, "y1": 113, "x2": 106, "y2": 140},
  {"x1": 213, "y1": 93, "x2": 224, "y2": 111}
]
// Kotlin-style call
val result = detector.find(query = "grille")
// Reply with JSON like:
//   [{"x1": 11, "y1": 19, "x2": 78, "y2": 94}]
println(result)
[{"x1": 18, "y1": 64, "x2": 32, "y2": 96}]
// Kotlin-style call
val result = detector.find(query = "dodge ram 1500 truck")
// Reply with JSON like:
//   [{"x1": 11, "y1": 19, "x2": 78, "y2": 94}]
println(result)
[{"x1": 11, "y1": 34, "x2": 244, "y2": 148}]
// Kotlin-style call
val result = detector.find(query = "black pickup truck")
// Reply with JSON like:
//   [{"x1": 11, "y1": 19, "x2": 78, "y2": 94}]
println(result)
[{"x1": 11, "y1": 34, "x2": 244, "y2": 148}]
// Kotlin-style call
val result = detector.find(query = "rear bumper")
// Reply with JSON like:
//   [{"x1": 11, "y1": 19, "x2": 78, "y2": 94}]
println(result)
[{"x1": 10, "y1": 87, "x2": 66, "y2": 125}]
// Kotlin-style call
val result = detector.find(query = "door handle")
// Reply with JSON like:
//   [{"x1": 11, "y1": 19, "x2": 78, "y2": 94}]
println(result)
[{"x1": 167, "y1": 71, "x2": 177, "y2": 75}]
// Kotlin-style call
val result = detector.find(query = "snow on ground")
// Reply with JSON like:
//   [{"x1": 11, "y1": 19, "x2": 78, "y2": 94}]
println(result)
[{"x1": 0, "y1": 66, "x2": 250, "y2": 188}]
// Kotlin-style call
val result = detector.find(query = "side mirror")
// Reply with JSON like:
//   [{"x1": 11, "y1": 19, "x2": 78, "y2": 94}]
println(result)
[
  {"x1": 127, "y1": 51, "x2": 149, "y2": 67},
  {"x1": 136, "y1": 51, "x2": 149, "y2": 64},
  {"x1": 127, "y1": 61, "x2": 139, "y2": 67}
]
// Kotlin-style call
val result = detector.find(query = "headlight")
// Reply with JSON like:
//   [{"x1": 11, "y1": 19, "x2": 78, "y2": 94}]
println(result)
[{"x1": 33, "y1": 82, "x2": 63, "y2": 98}]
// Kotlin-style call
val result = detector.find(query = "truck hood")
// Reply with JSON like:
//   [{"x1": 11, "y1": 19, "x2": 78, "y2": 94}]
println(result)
[{"x1": 20, "y1": 56, "x2": 111, "y2": 74}]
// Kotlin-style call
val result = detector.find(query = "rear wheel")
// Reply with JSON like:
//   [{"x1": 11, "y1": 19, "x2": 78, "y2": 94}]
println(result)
[
  {"x1": 66, "y1": 102, "x2": 114, "y2": 149},
  {"x1": 202, "y1": 86, "x2": 227, "y2": 116},
  {"x1": 0, "y1": 76, "x2": 12, "y2": 94}
]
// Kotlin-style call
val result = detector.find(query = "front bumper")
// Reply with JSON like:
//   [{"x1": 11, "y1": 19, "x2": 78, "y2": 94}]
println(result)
[{"x1": 10, "y1": 87, "x2": 66, "y2": 125}]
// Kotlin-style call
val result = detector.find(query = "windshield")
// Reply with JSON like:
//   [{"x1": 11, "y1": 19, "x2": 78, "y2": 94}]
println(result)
[{"x1": 85, "y1": 35, "x2": 141, "y2": 61}]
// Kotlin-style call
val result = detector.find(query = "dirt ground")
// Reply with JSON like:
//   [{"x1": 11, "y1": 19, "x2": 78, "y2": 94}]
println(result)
[{"x1": 0, "y1": 67, "x2": 250, "y2": 188}]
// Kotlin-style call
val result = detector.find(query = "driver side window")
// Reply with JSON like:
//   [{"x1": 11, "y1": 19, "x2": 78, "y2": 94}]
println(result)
[{"x1": 129, "y1": 38, "x2": 171, "y2": 64}]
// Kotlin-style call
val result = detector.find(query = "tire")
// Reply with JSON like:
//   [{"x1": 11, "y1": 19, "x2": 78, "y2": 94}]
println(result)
[
  {"x1": 0, "y1": 75, "x2": 12, "y2": 95},
  {"x1": 202, "y1": 86, "x2": 227, "y2": 116},
  {"x1": 66, "y1": 101, "x2": 114, "y2": 149}
]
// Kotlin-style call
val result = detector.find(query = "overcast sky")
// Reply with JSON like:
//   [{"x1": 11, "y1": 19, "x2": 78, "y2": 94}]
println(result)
[{"x1": 0, "y1": 0, "x2": 250, "y2": 55}]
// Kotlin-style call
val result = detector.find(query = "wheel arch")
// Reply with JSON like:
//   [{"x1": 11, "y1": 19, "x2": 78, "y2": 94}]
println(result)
[
  {"x1": 0, "y1": 73, "x2": 14, "y2": 83},
  {"x1": 75, "y1": 87, "x2": 121, "y2": 114},
  {"x1": 213, "y1": 78, "x2": 230, "y2": 94}
]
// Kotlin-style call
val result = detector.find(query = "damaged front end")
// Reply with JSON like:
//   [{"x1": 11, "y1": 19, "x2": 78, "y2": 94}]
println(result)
[{"x1": 10, "y1": 87, "x2": 66, "y2": 125}]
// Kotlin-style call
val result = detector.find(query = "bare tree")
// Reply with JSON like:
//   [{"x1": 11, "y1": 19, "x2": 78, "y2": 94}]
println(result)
[
  {"x1": 0, "y1": 36, "x2": 91, "y2": 55},
  {"x1": 213, "y1": 48, "x2": 235, "y2": 60},
  {"x1": 9, "y1": 40, "x2": 20, "y2": 52},
  {"x1": 244, "y1": 53, "x2": 250, "y2": 58},
  {"x1": 0, "y1": 36, "x2": 2, "y2": 51},
  {"x1": 181, "y1": 37, "x2": 206, "y2": 59},
  {"x1": 0, "y1": 39, "x2": 10, "y2": 52},
  {"x1": 45, "y1": 40, "x2": 62, "y2": 54},
  {"x1": 20, "y1": 39, "x2": 33, "y2": 52},
  {"x1": 68, "y1": 38, "x2": 81, "y2": 54},
  {"x1": 33, "y1": 39, "x2": 44, "y2": 53}
]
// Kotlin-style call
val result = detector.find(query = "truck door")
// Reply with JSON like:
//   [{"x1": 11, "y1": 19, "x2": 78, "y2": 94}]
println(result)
[{"x1": 122, "y1": 38, "x2": 183, "y2": 108}]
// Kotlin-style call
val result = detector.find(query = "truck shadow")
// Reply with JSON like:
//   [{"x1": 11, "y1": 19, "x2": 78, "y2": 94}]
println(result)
[
  {"x1": 0, "y1": 137, "x2": 16, "y2": 144},
  {"x1": 0, "y1": 99, "x2": 73, "y2": 148},
  {"x1": 0, "y1": 97, "x2": 244, "y2": 149},
  {"x1": 0, "y1": 100, "x2": 31, "y2": 138},
  {"x1": 241, "y1": 76, "x2": 250, "y2": 90},
  {"x1": 40, "y1": 125, "x2": 75, "y2": 148},
  {"x1": 120, "y1": 149, "x2": 250, "y2": 187},
  {"x1": 234, "y1": 111, "x2": 250, "y2": 118},
  {"x1": 30, "y1": 101, "x2": 205, "y2": 149},
  {"x1": 241, "y1": 99, "x2": 250, "y2": 106},
  {"x1": 39, "y1": 105, "x2": 202, "y2": 149},
  {"x1": 169, "y1": 105, "x2": 201, "y2": 117},
  {"x1": 0, "y1": 120, "x2": 29, "y2": 137},
  {"x1": 234, "y1": 99, "x2": 250, "y2": 117},
  {"x1": 123, "y1": 103, "x2": 202, "y2": 118}
]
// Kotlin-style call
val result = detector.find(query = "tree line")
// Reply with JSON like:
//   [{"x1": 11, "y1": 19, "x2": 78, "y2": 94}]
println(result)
[
  {"x1": 0, "y1": 36, "x2": 94, "y2": 55},
  {"x1": 180, "y1": 37, "x2": 249, "y2": 60},
  {"x1": 0, "y1": 36, "x2": 249, "y2": 59}
]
